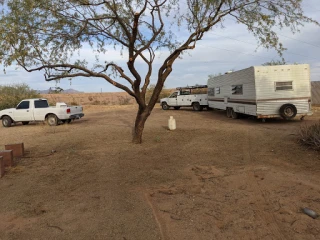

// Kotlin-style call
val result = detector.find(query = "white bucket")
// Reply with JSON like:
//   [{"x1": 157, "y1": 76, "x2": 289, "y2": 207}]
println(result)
[{"x1": 168, "y1": 116, "x2": 176, "y2": 130}]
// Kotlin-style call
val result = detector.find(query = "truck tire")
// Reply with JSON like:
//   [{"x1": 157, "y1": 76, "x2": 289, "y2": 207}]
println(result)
[
  {"x1": 174, "y1": 107, "x2": 180, "y2": 110},
  {"x1": 231, "y1": 109, "x2": 239, "y2": 119},
  {"x1": 192, "y1": 102, "x2": 203, "y2": 111},
  {"x1": 280, "y1": 104, "x2": 297, "y2": 120},
  {"x1": 22, "y1": 121, "x2": 29, "y2": 125},
  {"x1": 162, "y1": 102, "x2": 170, "y2": 110},
  {"x1": 47, "y1": 114, "x2": 58, "y2": 126},
  {"x1": 2, "y1": 116, "x2": 13, "y2": 127}
]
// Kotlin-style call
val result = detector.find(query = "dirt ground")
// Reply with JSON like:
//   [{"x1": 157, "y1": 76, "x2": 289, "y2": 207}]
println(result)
[{"x1": 0, "y1": 105, "x2": 320, "y2": 240}]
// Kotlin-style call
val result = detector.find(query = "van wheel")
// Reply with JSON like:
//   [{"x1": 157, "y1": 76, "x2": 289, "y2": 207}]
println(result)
[
  {"x1": 231, "y1": 109, "x2": 239, "y2": 119},
  {"x1": 2, "y1": 116, "x2": 12, "y2": 127},
  {"x1": 226, "y1": 108, "x2": 232, "y2": 118},
  {"x1": 47, "y1": 114, "x2": 58, "y2": 126},
  {"x1": 280, "y1": 104, "x2": 297, "y2": 120},
  {"x1": 174, "y1": 107, "x2": 180, "y2": 110},
  {"x1": 193, "y1": 102, "x2": 203, "y2": 111},
  {"x1": 162, "y1": 102, "x2": 170, "y2": 110},
  {"x1": 22, "y1": 121, "x2": 29, "y2": 125}
]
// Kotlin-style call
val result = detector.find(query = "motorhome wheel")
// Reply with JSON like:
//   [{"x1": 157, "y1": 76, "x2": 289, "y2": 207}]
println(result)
[{"x1": 280, "y1": 104, "x2": 297, "y2": 120}]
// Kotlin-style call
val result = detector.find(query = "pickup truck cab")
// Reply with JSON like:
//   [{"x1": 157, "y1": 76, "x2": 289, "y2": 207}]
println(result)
[
  {"x1": 160, "y1": 85, "x2": 208, "y2": 111},
  {"x1": 0, "y1": 99, "x2": 84, "y2": 127}
]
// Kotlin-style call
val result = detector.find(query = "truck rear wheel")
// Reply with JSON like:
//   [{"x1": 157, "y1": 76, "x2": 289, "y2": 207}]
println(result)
[
  {"x1": 2, "y1": 116, "x2": 12, "y2": 127},
  {"x1": 47, "y1": 114, "x2": 58, "y2": 126},
  {"x1": 162, "y1": 102, "x2": 170, "y2": 110},
  {"x1": 280, "y1": 104, "x2": 297, "y2": 120},
  {"x1": 192, "y1": 102, "x2": 203, "y2": 111}
]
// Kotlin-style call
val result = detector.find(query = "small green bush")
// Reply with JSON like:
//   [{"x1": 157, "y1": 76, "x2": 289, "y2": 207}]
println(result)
[
  {"x1": 0, "y1": 83, "x2": 40, "y2": 110},
  {"x1": 299, "y1": 122, "x2": 320, "y2": 150}
]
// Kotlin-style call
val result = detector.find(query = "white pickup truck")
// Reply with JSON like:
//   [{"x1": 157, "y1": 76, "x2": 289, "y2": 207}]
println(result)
[
  {"x1": 0, "y1": 99, "x2": 84, "y2": 127},
  {"x1": 160, "y1": 85, "x2": 208, "y2": 111}
]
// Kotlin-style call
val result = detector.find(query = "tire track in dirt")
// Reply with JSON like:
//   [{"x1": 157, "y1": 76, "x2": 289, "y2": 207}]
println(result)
[
  {"x1": 242, "y1": 128, "x2": 289, "y2": 240},
  {"x1": 144, "y1": 193, "x2": 169, "y2": 240}
]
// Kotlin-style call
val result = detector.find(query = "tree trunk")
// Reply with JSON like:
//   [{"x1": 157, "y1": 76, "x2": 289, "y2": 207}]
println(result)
[{"x1": 132, "y1": 107, "x2": 150, "y2": 144}]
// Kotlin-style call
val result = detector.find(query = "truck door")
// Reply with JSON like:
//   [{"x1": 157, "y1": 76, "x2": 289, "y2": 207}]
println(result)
[
  {"x1": 14, "y1": 100, "x2": 34, "y2": 121},
  {"x1": 167, "y1": 92, "x2": 178, "y2": 106},
  {"x1": 177, "y1": 91, "x2": 190, "y2": 106},
  {"x1": 33, "y1": 100, "x2": 49, "y2": 121}
]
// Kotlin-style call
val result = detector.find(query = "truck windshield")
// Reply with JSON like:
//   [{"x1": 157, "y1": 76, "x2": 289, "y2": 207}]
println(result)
[
  {"x1": 35, "y1": 100, "x2": 49, "y2": 108},
  {"x1": 169, "y1": 92, "x2": 178, "y2": 98},
  {"x1": 16, "y1": 101, "x2": 30, "y2": 109}
]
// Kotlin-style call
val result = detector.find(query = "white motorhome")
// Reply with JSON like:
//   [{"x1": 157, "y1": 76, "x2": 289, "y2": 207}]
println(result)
[{"x1": 207, "y1": 64, "x2": 312, "y2": 120}]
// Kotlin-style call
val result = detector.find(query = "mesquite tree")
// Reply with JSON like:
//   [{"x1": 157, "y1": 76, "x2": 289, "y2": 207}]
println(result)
[{"x1": 0, "y1": 0, "x2": 317, "y2": 143}]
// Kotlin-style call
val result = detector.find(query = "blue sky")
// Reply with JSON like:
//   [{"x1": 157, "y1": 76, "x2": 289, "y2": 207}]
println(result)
[{"x1": 1, "y1": 0, "x2": 320, "y2": 93}]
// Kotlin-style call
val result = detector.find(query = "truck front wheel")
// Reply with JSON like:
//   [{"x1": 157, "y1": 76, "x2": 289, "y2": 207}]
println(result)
[
  {"x1": 192, "y1": 102, "x2": 203, "y2": 111},
  {"x1": 2, "y1": 116, "x2": 13, "y2": 127},
  {"x1": 47, "y1": 114, "x2": 58, "y2": 126},
  {"x1": 162, "y1": 102, "x2": 170, "y2": 110}
]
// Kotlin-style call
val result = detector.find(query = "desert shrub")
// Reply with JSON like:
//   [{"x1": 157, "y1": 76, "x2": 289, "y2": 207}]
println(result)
[
  {"x1": 145, "y1": 84, "x2": 171, "y2": 103},
  {"x1": 92, "y1": 100, "x2": 101, "y2": 105},
  {"x1": 192, "y1": 88, "x2": 208, "y2": 94},
  {"x1": 69, "y1": 101, "x2": 78, "y2": 105},
  {"x1": 117, "y1": 96, "x2": 132, "y2": 105},
  {"x1": 102, "y1": 99, "x2": 110, "y2": 105},
  {"x1": 88, "y1": 96, "x2": 94, "y2": 101},
  {"x1": 0, "y1": 83, "x2": 40, "y2": 110},
  {"x1": 299, "y1": 122, "x2": 320, "y2": 150}
]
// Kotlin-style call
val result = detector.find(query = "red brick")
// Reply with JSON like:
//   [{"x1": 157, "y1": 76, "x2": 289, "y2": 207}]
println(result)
[
  {"x1": 0, "y1": 150, "x2": 13, "y2": 167},
  {"x1": 0, "y1": 156, "x2": 4, "y2": 178},
  {"x1": 5, "y1": 143, "x2": 24, "y2": 157}
]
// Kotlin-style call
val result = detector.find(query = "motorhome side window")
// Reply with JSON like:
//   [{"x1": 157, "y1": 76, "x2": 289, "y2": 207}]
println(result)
[
  {"x1": 16, "y1": 101, "x2": 30, "y2": 109},
  {"x1": 275, "y1": 81, "x2": 293, "y2": 91},
  {"x1": 232, "y1": 85, "x2": 243, "y2": 95},
  {"x1": 208, "y1": 88, "x2": 215, "y2": 96}
]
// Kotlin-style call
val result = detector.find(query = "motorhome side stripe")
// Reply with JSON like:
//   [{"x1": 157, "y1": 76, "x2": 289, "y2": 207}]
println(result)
[{"x1": 208, "y1": 97, "x2": 311, "y2": 106}]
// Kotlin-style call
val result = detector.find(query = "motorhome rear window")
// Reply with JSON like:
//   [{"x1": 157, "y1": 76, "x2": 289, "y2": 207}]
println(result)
[
  {"x1": 275, "y1": 81, "x2": 293, "y2": 91},
  {"x1": 232, "y1": 85, "x2": 243, "y2": 95}
]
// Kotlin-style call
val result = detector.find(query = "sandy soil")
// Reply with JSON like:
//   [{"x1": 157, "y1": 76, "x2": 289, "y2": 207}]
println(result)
[{"x1": 0, "y1": 105, "x2": 319, "y2": 240}]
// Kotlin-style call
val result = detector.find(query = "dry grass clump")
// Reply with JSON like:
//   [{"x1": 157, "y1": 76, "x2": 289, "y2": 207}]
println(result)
[{"x1": 299, "y1": 121, "x2": 320, "y2": 150}]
